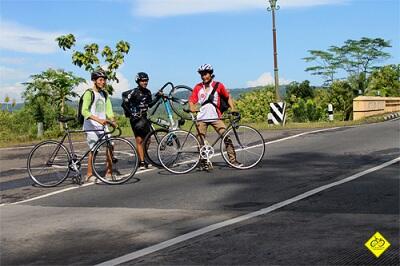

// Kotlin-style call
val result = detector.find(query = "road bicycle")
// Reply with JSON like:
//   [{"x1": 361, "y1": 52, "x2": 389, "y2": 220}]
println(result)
[
  {"x1": 143, "y1": 82, "x2": 192, "y2": 167},
  {"x1": 27, "y1": 116, "x2": 139, "y2": 187},
  {"x1": 157, "y1": 111, "x2": 265, "y2": 174}
]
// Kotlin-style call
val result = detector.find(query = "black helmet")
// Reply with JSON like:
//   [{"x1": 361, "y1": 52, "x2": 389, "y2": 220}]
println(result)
[
  {"x1": 91, "y1": 69, "x2": 107, "y2": 81},
  {"x1": 135, "y1": 72, "x2": 149, "y2": 83}
]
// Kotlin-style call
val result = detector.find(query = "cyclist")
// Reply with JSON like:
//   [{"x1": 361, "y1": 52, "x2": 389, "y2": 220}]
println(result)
[
  {"x1": 122, "y1": 72, "x2": 162, "y2": 170},
  {"x1": 189, "y1": 64, "x2": 243, "y2": 169},
  {"x1": 82, "y1": 69, "x2": 117, "y2": 182}
]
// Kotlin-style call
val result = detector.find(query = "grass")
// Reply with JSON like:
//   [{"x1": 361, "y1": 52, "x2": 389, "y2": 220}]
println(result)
[{"x1": 0, "y1": 113, "x2": 396, "y2": 148}]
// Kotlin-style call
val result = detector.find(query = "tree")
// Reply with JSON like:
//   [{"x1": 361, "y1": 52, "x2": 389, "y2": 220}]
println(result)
[
  {"x1": 56, "y1": 34, "x2": 130, "y2": 95},
  {"x1": 329, "y1": 80, "x2": 356, "y2": 121},
  {"x1": 236, "y1": 86, "x2": 276, "y2": 122},
  {"x1": 291, "y1": 98, "x2": 323, "y2": 122},
  {"x1": 303, "y1": 48, "x2": 342, "y2": 85},
  {"x1": 4, "y1": 95, "x2": 10, "y2": 111},
  {"x1": 366, "y1": 64, "x2": 400, "y2": 97},
  {"x1": 11, "y1": 99, "x2": 16, "y2": 112},
  {"x1": 23, "y1": 69, "x2": 84, "y2": 130},
  {"x1": 285, "y1": 80, "x2": 315, "y2": 102},
  {"x1": 339, "y1": 37, "x2": 391, "y2": 76},
  {"x1": 304, "y1": 37, "x2": 391, "y2": 91},
  {"x1": 23, "y1": 80, "x2": 51, "y2": 129}
]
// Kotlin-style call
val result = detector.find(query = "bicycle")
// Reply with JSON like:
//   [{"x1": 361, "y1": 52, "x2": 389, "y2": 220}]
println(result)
[
  {"x1": 27, "y1": 116, "x2": 139, "y2": 187},
  {"x1": 157, "y1": 110, "x2": 265, "y2": 174},
  {"x1": 143, "y1": 82, "x2": 192, "y2": 167}
]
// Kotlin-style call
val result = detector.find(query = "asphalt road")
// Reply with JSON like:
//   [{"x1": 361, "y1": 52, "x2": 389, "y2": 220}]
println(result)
[{"x1": 1, "y1": 120, "x2": 399, "y2": 265}]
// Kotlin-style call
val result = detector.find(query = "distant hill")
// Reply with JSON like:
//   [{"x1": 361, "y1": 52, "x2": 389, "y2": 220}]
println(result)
[{"x1": 0, "y1": 85, "x2": 288, "y2": 114}]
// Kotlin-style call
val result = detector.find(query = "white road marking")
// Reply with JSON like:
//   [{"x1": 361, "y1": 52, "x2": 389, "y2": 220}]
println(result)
[
  {"x1": 96, "y1": 156, "x2": 400, "y2": 266},
  {"x1": 0, "y1": 127, "x2": 342, "y2": 207}
]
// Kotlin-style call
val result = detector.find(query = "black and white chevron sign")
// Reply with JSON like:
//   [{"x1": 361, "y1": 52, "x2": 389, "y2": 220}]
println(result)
[{"x1": 269, "y1": 102, "x2": 286, "y2": 125}]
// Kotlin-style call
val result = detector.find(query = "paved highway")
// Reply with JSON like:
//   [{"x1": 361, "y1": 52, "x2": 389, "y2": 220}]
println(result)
[{"x1": 1, "y1": 120, "x2": 399, "y2": 265}]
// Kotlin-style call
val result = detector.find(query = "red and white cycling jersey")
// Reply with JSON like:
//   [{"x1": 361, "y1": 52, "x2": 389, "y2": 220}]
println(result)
[{"x1": 189, "y1": 81, "x2": 230, "y2": 121}]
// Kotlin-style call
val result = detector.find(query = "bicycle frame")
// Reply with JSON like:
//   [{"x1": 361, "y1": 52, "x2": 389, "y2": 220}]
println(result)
[
  {"x1": 186, "y1": 114, "x2": 242, "y2": 149},
  {"x1": 48, "y1": 124, "x2": 115, "y2": 170},
  {"x1": 148, "y1": 82, "x2": 177, "y2": 129}
]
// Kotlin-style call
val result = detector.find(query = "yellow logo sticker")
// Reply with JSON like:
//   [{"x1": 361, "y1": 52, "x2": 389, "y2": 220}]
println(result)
[{"x1": 365, "y1": 232, "x2": 391, "y2": 258}]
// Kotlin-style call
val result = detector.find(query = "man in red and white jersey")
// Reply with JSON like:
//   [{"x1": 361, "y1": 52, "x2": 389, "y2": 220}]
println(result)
[{"x1": 189, "y1": 64, "x2": 242, "y2": 168}]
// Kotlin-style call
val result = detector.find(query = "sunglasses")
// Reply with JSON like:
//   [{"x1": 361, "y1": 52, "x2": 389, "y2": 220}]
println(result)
[{"x1": 199, "y1": 72, "x2": 211, "y2": 77}]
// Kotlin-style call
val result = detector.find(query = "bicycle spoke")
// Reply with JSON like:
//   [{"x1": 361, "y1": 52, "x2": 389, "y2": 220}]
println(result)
[
  {"x1": 158, "y1": 130, "x2": 200, "y2": 174},
  {"x1": 93, "y1": 137, "x2": 138, "y2": 184},
  {"x1": 221, "y1": 126, "x2": 265, "y2": 169}
]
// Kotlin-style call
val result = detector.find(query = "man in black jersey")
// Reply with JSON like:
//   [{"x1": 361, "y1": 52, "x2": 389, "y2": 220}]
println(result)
[{"x1": 122, "y1": 72, "x2": 161, "y2": 170}]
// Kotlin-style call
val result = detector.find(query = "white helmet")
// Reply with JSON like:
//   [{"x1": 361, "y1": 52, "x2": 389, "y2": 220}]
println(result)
[{"x1": 197, "y1": 64, "x2": 214, "y2": 74}]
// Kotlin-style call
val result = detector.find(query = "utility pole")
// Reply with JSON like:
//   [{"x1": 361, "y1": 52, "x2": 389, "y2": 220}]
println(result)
[{"x1": 267, "y1": 0, "x2": 281, "y2": 101}]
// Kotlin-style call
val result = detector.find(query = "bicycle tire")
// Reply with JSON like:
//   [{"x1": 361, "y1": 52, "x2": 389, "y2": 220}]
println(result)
[
  {"x1": 169, "y1": 85, "x2": 192, "y2": 120},
  {"x1": 144, "y1": 128, "x2": 169, "y2": 167},
  {"x1": 221, "y1": 125, "x2": 265, "y2": 169},
  {"x1": 158, "y1": 130, "x2": 200, "y2": 174},
  {"x1": 27, "y1": 140, "x2": 71, "y2": 187},
  {"x1": 92, "y1": 137, "x2": 139, "y2": 185}
]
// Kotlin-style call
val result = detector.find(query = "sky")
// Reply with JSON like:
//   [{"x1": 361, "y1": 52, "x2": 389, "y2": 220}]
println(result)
[{"x1": 0, "y1": 0, "x2": 399, "y2": 102}]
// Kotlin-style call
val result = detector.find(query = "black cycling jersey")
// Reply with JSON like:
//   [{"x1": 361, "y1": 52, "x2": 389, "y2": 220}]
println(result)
[{"x1": 121, "y1": 87, "x2": 159, "y2": 119}]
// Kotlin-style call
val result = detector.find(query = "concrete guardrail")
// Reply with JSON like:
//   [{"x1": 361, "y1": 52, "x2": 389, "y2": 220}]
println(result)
[{"x1": 353, "y1": 96, "x2": 400, "y2": 120}]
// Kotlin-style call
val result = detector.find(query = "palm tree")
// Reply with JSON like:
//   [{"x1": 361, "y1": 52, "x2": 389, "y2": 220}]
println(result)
[
  {"x1": 11, "y1": 99, "x2": 16, "y2": 112},
  {"x1": 4, "y1": 95, "x2": 10, "y2": 112}
]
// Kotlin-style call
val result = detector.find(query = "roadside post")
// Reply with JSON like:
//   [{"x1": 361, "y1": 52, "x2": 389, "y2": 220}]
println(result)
[{"x1": 328, "y1": 104, "x2": 334, "y2": 121}]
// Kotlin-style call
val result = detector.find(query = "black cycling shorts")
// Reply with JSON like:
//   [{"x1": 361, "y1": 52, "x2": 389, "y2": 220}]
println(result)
[{"x1": 130, "y1": 117, "x2": 151, "y2": 138}]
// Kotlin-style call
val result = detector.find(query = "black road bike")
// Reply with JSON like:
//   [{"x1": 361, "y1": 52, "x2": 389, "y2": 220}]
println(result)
[{"x1": 27, "y1": 116, "x2": 139, "y2": 187}]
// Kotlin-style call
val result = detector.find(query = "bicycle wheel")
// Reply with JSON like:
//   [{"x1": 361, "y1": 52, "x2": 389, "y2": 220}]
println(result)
[
  {"x1": 27, "y1": 140, "x2": 70, "y2": 187},
  {"x1": 158, "y1": 130, "x2": 200, "y2": 174},
  {"x1": 144, "y1": 128, "x2": 169, "y2": 167},
  {"x1": 92, "y1": 137, "x2": 139, "y2": 184},
  {"x1": 169, "y1": 85, "x2": 192, "y2": 120},
  {"x1": 221, "y1": 125, "x2": 265, "y2": 169}
]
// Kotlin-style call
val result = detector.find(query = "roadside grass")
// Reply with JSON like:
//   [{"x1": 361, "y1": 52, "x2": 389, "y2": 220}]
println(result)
[{"x1": 0, "y1": 113, "x2": 396, "y2": 148}]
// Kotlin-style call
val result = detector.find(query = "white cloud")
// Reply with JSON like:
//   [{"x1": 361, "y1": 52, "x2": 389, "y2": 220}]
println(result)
[
  {"x1": 0, "y1": 82, "x2": 25, "y2": 103},
  {"x1": 0, "y1": 66, "x2": 29, "y2": 81},
  {"x1": 135, "y1": 0, "x2": 348, "y2": 17},
  {"x1": 0, "y1": 57, "x2": 27, "y2": 65},
  {"x1": 247, "y1": 72, "x2": 290, "y2": 87},
  {"x1": 111, "y1": 72, "x2": 131, "y2": 97},
  {"x1": 0, "y1": 21, "x2": 64, "y2": 54}
]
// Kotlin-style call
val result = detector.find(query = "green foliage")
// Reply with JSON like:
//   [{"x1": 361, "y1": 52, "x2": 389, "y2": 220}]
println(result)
[
  {"x1": 56, "y1": 34, "x2": 131, "y2": 95},
  {"x1": 289, "y1": 97, "x2": 324, "y2": 122},
  {"x1": 304, "y1": 37, "x2": 391, "y2": 87},
  {"x1": 23, "y1": 68, "x2": 84, "y2": 131},
  {"x1": 303, "y1": 49, "x2": 341, "y2": 85},
  {"x1": 0, "y1": 107, "x2": 37, "y2": 142},
  {"x1": 285, "y1": 80, "x2": 315, "y2": 102},
  {"x1": 339, "y1": 37, "x2": 391, "y2": 75},
  {"x1": 366, "y1": 64, "x2": 400, "y2": 97},
  {"x1": 115, "y1": 115, "x2": 130, "y2": 128},
  {"x1": 235, "y1": 86, "x2": 275, "y2": 122},
  {"x1": 329, "y1": 80, "x2": 356, "y2": 121},
  {"x1": 56, "y1": 34, "x2": 76, "y2": 50}
]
